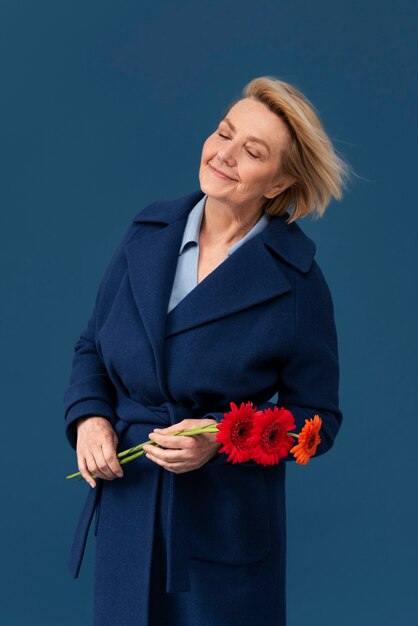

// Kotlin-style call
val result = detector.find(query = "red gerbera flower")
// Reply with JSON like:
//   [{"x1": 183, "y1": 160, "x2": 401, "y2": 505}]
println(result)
[
  {"x1": 247, "y1": 406, "x2": 296, "y2": 466},
  {"x1": 216, "y1": 401, "x2": 261, "y2": 463}
]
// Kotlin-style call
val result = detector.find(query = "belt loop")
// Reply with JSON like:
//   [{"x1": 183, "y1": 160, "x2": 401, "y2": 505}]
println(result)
[
  {"x1": 94, "y1": 479, "x2": 104, "y2": 536},
  {"x1": 68, "y1": 483, "x2": 101, "y2": 578}
]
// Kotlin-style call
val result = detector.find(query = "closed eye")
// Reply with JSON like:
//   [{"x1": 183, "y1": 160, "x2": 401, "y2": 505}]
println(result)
[{"x1": 217, "y1": 133, "x2": 260, "y2": 159}]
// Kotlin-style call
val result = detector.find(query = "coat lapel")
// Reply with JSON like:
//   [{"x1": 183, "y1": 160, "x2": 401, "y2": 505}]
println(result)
[
  {"x1": 124, "y1": 189, "x2": 316, "y2": 392},
  {"x1": 165, "y1": 234, "x2": 292, "y2": 336}
]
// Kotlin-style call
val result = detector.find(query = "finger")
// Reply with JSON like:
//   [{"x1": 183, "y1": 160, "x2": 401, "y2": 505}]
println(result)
[
  {"x1": 91, "y1": 448, "x2": 117, "y2": 480},
  {"x1": 86, "y1": 452, "x2": 109, "y2": 481},
  {"x1": 143, "y1": 443, "x2": 190, "y2": 464},
  {"x1": 78, "y1": 456, "x2": 96, "y2": 489},
  {"x1": 148, "y1": 432, "x2": 193, "y2": 449},
  {"x1": 101, "y1": 440, "x2": 124, "y2": 478},
  {"x1": 144, "y1": 448, "x2": 186, "y2": 472},
  {"x1": 153, "y1": 421, "x2": 188, "y2": 435},
  {"x1": 144, "y1": 448, "x2": 163, "y2": 467}
]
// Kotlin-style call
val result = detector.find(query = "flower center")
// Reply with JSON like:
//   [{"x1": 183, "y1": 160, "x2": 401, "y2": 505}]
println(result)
[
  {"x1": 262, "y1": 422, "x2": 285, "y2": 450},
  {"x1": 231, "y1": 419, "x2": 252, "y2": 447},
  {"x1": 307, "y1": 434, "x2": 316, "y2": 449}
]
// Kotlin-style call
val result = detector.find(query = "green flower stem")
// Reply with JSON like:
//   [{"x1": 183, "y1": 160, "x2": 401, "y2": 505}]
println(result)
[
  {"x1": 119, "y1": 449, "x2": 146, "y2": 464},
  {"x1": 115, "y1": 424, "x2": 219, "y2": 460},
  {"x1": 66, "y1": 423, "x2": 220, "y2": 481}
]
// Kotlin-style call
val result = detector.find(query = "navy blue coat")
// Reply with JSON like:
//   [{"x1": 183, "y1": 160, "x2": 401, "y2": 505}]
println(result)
[{"x1": 64, "y1": 189, "x2": 343, "y2": 625}]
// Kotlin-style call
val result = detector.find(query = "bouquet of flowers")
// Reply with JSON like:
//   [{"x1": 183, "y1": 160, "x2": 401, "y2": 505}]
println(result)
[{"x1": 66, "y1": 402, "x2": 322, "y2": 481}]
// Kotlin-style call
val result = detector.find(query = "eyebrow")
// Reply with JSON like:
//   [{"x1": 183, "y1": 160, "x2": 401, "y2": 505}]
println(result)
[{"x1": 221, "y1": 117, "x2": 271, "y2": 154}]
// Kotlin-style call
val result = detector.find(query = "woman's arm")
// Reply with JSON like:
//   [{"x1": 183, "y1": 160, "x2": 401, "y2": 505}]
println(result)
[
  {"x1": 64, "y1": 303, "x2": 118, "y2": 451},
  {"x1": 204, "y1": 260, "x2": 343, "y2": 467},
  {"x1": 64, "y1": 293, "x2": 124, "y2": 487},
  {"x1": 63, "y1": 221, "x2": 142, "y2": 450}
]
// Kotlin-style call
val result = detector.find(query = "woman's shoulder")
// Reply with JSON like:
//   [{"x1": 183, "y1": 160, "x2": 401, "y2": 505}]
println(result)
[
  {"x1": 131, "y1": 189, "x2": 204, "y2": 226},
  {"x1": 271, "y1": 216, "x2": 335, "y2": 307},
  {"x1": 99, "y1": 191, "x2": 202, "y2": 274},
  {"x1": 263, "y1": 211, "x2": 317, "y2": 276}
]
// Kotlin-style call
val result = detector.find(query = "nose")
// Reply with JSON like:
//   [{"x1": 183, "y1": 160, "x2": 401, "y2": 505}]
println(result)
[{"x1": 217, "y1": 140, "x2": 237, "y2": 164}]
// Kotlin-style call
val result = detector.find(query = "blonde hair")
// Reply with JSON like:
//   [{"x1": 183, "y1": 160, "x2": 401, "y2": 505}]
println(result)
[{"x1": 224, "y1": 76, "x2": 353, "y2": 223}]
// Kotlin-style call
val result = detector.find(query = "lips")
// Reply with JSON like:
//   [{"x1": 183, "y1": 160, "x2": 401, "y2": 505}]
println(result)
[{"x1": 209, "y1": 164, "x2": 237, "y2": 181}]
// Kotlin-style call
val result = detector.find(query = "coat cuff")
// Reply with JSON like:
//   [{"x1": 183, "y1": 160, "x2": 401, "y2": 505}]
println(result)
[{"x1": 65, "y1": 399, "x2": 117, "y2": 450}]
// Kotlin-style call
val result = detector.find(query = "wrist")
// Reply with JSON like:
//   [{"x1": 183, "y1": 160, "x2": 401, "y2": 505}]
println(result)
[{"x1": 76, "y1": 415, "x2": 110, "y2": 431}]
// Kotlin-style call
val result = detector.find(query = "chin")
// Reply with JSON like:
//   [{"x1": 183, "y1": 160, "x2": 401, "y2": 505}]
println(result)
[
  {"x1": 199, "y1": 180, "x2": 228, "y2": 200},
  {"x1": 199, "y1": 167, "x2": 232, "y2": 198},
  {"x1": 198, "y1": 170, "x2": 216, "y2": 196}
]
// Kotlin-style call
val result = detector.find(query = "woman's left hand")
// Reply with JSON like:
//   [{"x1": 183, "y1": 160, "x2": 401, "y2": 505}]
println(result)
[{"x1": 143, "y1": 418, "x2": 222, "y2": 473}]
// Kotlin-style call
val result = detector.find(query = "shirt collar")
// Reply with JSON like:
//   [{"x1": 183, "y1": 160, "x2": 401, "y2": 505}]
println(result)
[
  {"x1": 178, "y1": 193, "x2": 271, "y2": 257},
  {"x1": 178, "y1": 194, "x2": 207, "y2": 255},
  {"x1": 132, "y1": 189, "x2": 316, "y2": 273}
]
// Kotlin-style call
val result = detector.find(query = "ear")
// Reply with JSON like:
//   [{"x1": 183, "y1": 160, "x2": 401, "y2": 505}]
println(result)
[{"x1": 264, "y1": 174, "x2": 296, "y2": 200}]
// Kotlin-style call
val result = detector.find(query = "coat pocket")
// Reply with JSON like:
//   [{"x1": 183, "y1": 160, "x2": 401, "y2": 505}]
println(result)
[{"x1": 187, "y1": 465, "x2": 272, "y2": 564}]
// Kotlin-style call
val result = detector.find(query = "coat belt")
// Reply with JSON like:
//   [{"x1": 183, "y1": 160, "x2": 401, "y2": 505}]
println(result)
[{"x1": 67, "y1": 399, "x2": 199, "y2": 593}]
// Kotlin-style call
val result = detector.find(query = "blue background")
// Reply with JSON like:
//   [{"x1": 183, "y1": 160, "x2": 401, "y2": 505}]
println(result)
[{"x1": 1, "y1": 1, "x2": 416, "y2": 624}]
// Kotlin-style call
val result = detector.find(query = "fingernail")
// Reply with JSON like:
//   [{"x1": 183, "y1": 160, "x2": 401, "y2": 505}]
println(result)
[{"x1": 117, "y1": 472, "x2": 123, "y2": 477}]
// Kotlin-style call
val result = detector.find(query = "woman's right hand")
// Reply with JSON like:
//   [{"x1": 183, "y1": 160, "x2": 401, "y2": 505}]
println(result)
[{"x1": 76, "y1": 416, "x2": 124, "y2": 488}]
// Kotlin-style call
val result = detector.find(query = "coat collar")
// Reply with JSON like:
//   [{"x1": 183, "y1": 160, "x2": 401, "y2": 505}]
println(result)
[
  {"x1": 125, "y1": 190, "x2": 316, "y2": 396},
  {"x1": 132, "y1": 189, "x2": 316, "y2": 274}
]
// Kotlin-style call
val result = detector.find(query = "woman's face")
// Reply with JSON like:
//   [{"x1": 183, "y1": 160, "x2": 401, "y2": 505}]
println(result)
[{"x1": 199, "y1": 97, "x2": 293, "y2": 211}]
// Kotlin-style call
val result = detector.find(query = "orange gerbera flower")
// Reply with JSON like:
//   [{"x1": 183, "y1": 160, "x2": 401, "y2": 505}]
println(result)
[{"x1": 290, "y1": 414, "x2": 322, "y2": 464}]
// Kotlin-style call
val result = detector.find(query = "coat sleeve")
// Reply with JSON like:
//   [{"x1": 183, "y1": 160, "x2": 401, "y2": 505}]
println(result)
[
  {"x1": 63, "y1": 221, "x2": 143, "y2": 450},
  {"x1": 204, "y1": 260, "x2": 343, "y2": 467}
]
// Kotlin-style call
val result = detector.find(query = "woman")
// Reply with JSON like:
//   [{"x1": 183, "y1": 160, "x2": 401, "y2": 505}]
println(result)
[{"x1": 64, "y1": 76, "x2": 351, "y2": 626}]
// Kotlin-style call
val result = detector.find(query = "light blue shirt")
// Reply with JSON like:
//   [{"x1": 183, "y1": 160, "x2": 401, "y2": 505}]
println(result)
[{"x1": 167, "y1": 194, "x2": 271, "y2": 313}]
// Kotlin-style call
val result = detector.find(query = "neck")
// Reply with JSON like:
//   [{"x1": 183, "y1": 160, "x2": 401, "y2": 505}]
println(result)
[{"x1": 200, "y1": 195, "x2": 265, "y2": 248}]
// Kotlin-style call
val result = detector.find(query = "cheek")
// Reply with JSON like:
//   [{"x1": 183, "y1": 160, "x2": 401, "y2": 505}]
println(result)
[
  {"x1": 237, "y1": 163, "x2": 258, "y2": 186},
  {"x1": 202, "y1": 134, "x2": 223, "y2": 161},
  {"x1": 240, "y1": 164, "x2": 269, "y2": 187}
]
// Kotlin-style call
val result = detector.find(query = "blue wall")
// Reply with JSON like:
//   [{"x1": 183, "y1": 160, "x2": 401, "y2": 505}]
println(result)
[{"x1": 1, "y1": 1, "x2": 416, "y2": 624}]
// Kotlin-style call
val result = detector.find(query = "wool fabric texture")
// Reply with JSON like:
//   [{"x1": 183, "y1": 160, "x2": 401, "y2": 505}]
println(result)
[{"x1": 64, "y1": 189, "x2": 343, "y2": 626}]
